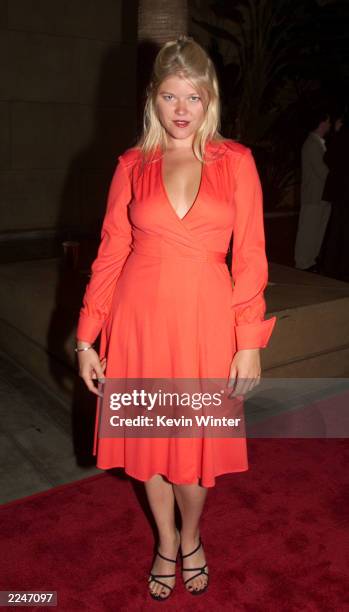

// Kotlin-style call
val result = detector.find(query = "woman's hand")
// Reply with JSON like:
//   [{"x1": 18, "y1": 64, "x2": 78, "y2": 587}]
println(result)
[
  {"x1": 227, "y1": 348, "x2": 261, "y2": 397},
  {"x1": 76, "y1": 340, "x2": 107, "y2": 397}
]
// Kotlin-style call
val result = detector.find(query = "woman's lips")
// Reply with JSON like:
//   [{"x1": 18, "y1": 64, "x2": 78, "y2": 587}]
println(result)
[{"x1": 173, "y1": 121, "x2": 190, "y2": 127}]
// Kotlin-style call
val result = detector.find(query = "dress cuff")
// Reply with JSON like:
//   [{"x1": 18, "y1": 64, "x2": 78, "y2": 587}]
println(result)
[
  {"x1": 76, "y1": 313, "x2": 104, "y2": 344},
  {"x1": 234, "y1": 316, "x2": 277, "y2": 350}
]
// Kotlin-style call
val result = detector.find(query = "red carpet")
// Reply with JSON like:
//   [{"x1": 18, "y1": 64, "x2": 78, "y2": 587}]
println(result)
[{"x1": 1, "y1": 439, "x2": 348, "y2": 611}]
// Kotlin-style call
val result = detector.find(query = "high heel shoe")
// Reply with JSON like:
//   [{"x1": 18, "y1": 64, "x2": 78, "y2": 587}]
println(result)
[
  {"x1": 180, "y1": 536, "x2": 209, "y2": 595},
  {"x1": 148, "y1": 549, "x2": 177, "y2": 601}
]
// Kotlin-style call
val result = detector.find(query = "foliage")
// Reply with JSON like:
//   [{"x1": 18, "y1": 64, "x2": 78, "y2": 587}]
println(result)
[{"x1": 191, "y1": 0, "x2": 349, "y2": 210}]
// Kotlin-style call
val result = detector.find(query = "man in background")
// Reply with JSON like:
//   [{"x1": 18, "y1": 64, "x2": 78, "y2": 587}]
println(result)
[
  {"x1": 319, "y1": 112, "x2": 349, "y2": 281},
  {"x1": 294, "y1": 108, "x2": 331, "y2": 271}
]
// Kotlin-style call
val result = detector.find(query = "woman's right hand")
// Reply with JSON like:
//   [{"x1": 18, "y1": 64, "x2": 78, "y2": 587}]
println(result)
[{"x1": 76, "y1": 341, "x2": 107, "y2": 397}]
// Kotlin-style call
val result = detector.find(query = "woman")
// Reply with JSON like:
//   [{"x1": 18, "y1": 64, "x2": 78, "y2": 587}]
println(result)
[{"x1": 75, "y1": 36, "x2": 276, "y2": 600}]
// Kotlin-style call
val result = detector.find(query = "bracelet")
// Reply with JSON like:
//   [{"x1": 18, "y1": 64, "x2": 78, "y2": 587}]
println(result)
[{"x1": 74, "y1": 343, "x2": 95, "y2": 353}]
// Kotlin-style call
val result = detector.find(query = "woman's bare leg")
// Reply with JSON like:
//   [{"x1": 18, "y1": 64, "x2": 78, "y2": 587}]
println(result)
[
  {"x1": 173, "y1": 482, "x2": 209, "y2": 592},
  {"x1": 144, "y1": 474, "x2": 180, "y2": 598}
]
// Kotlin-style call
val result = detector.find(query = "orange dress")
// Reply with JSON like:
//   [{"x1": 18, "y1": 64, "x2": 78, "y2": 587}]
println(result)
[{"x1": 76, "y1": 138, "x2": 277, "y2": 487}]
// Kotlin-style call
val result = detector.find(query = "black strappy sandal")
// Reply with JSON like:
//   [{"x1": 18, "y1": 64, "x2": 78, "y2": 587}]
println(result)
[
  {"x1": 148, "y1": 549, "x2": 177, "y2": 601},
  {"x1": 180, "y1": 536, "x2": 209, "y2": 595}
]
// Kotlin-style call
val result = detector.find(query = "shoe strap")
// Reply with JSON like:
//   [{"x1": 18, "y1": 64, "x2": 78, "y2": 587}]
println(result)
[
  {"x1": 149, "y1": 576, "x2": 174, "y2": 592},
  {"x1": 157, "y1": 550, "x2": 177, "y2": 563},
  {"x1": 182, "y1": 564, "x2": 208, "y2": 572},
  {"x1": 181, "y1": 536, "x2": 202, "y2": 559},
  {"x1": 150, "y1": 572, "x2": 176, "y2": 579},
  {"x1": 183, "y1": 570, "x2": 209, "y2": 587}
]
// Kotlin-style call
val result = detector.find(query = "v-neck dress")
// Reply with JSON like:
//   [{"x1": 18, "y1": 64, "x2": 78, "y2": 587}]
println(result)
[{"x1": 76, "y1": 138, "x2": 277, "y2": 487}]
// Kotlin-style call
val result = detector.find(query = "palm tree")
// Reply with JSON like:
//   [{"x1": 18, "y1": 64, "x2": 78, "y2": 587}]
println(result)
[{"x1": 191, "y1": 0, "x2": 349, "y2": 210}]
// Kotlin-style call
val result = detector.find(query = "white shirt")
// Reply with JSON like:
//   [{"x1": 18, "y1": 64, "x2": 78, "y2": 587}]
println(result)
[{"x1": 311, "y1": 131, "x2": 327, "y2": 152}]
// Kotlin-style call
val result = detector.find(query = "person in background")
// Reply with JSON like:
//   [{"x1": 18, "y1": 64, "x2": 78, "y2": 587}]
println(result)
[
  {"x1": 319, "y1": 111, "x2": 349, "y2": 281},
  {"x1": 294, "y1": 108, "x2": 331, "y2": 272}
]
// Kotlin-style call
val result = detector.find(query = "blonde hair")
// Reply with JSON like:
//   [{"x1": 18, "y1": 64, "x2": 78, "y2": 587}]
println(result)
[{"x1": 136, "y1": 35, "x2": 227, "y2": 164}]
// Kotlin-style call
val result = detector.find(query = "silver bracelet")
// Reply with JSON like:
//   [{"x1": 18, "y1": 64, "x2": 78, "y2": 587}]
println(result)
[{"x1": 74, "y1": 343, "x2": 95, "y2": 353}]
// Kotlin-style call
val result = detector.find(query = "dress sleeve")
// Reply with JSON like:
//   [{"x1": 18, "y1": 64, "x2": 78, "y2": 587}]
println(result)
[
  {"x1": 76, "y1": 156, "x2": 133, "y2": 344},
  {"x1": 230, "y1": 148, "x2": 277, "y2": 350}
]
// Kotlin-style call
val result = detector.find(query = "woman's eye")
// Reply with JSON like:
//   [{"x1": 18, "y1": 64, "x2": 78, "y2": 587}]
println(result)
[
  {"x1": 190, "y1": 96, "x2": 200, "y2": 102},
  {"x1": 163, "y1": 95, "x2": 174, "y2": 101}
]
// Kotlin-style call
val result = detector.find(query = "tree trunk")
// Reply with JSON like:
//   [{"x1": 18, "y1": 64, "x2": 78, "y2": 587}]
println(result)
[
  {"x1": 138, "y1": 0, "x2": 188, "y2": 45},
  {"x1": 136, "y1": 0, "x2": 188, "y2": 133}
]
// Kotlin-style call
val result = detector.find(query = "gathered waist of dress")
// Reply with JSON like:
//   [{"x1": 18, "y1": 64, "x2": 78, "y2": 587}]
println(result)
[{"x1": 131, "y1": 244, "x2": 227, "y2": 263}]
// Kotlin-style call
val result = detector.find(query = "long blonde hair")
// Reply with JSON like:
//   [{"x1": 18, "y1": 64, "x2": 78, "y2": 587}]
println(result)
[{"x1": 136, "y1": 35, "x2": 227, "y2": 163}]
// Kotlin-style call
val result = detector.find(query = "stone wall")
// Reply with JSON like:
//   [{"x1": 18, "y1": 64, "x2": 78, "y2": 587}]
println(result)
[{"x1": 0, "y1": 0, "x2": 137, "y2": 240}]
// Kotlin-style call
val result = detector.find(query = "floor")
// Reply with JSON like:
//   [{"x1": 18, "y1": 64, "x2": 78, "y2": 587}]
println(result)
[
  {"x1": 2, "y1": 343, "x2": 348, "y2": 506},
  {"x1": 0, "y1": 348, "x2": 98, "y2": 504}
]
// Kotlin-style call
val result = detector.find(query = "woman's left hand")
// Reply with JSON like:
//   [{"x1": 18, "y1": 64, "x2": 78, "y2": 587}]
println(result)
[{"x1": 227, "y1": 349, "x2": 261, "y2": 397}]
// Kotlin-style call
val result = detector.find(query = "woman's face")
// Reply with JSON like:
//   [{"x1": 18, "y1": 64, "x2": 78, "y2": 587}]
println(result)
[{"x1": 155, "y1": 74, "x2": 206, "y2": 146}]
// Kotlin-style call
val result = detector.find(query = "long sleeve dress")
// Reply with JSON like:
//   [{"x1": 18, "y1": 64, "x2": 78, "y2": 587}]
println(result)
[{"x1": 76, "y1": 138, "x2": 277, "y2": 487}]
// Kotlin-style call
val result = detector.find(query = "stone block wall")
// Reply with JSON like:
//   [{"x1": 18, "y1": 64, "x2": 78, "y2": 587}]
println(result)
[{"x1": 0, "y1": 0, "x2": 137, "y2": 240}]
